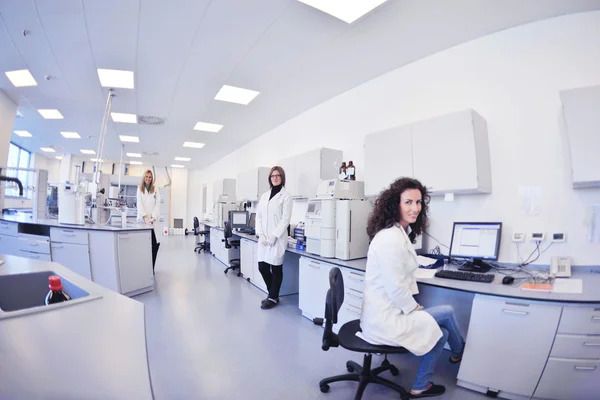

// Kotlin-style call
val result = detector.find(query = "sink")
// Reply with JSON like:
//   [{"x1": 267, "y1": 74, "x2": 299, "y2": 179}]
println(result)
[{"x1": 0, "y1": 271, "x2": 90, "y2": 313}]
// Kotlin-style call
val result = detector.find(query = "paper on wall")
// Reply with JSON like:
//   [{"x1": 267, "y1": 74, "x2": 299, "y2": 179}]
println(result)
[
  {"x1": 444, "y1": 193, "x2": 454, "y2": 202},
  {"x1": 519, "y1": 186, "x2": 541, "y2": 216}
]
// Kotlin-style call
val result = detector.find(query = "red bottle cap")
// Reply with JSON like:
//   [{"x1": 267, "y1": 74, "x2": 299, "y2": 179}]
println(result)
[{"x1": 48, "y1": 276, "x2": 63, "y2": 291}]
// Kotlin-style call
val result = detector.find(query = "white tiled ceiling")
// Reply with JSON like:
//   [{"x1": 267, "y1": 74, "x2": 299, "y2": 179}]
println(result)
[{"x1": 2, "y1": 0, "x2": 600, "y2": 169}]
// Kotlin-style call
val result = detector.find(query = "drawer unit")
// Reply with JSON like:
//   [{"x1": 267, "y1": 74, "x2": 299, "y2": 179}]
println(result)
[
  {"x1": 17, "y1": 236, "x2": 51, "y2": 255},
  {"x1": 50, "y1": 228, "x2": 89, "y2": 245},
  {"x1": 558, "y1": 306, "x2": 600, "y2": 335},
  {"x1": 550, "y1": 334, "x2": 600, "y2": 360},
  {"x1": 341, "y1": 268, "x2": 365, "y2": 293},
  {"x1": 0, "y1": 221, "x2": 18, "y2": 236}
]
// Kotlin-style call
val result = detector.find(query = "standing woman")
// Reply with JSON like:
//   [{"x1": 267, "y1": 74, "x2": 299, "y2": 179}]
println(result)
[
  {"x1": 137, "y1": 169, "x2": 161, "y2": 274},
  {"x1": 255, "y1": 166, "x2": 292, "y2": 310}
]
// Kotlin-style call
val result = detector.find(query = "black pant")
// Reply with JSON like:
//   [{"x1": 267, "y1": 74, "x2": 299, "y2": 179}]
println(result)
[
  {"x1": 258, "y1": 262, "x2": 283, "y2": 300},
  {"x1": 151, "y1": 230, "x2": 160, "y2": 271}
]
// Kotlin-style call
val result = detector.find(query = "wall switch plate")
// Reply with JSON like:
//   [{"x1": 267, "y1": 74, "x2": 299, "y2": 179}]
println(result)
[
  {"x1": 551, "y1": 232, "x2": 566, "y2": 242},
  {"x1": 512, "y1": 232, "x2": 525, "y2": 242},
  {"x1": 530, "y1": 232, "x2": 545, "y2": 241}
]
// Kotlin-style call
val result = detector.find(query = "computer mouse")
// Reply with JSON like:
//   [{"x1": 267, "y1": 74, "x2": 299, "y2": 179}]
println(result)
[{"x1": 502, "y1": 276, "x2": 515, "y2": 285}]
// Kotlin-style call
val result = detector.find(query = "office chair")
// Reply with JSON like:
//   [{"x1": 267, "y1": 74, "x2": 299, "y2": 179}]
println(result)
[
  {"x1": 193, "y1": 217, "x2": 210, "y2": 253},
  {"x1": 222, "y1": 221, "x2": 241, "y2": 276},
  {"x1": 314, "y1": 267, "x2": 409, "y2": 400}
]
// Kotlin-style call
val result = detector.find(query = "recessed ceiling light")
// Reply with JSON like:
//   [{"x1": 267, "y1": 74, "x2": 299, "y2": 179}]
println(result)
[
  {"x1": 80, "y1": 149, "x2": 96, "y2": 155},
  {"x1": 97, "y1": 69, "x2": 134, "y2": 89},
  {"x1": 60, "y1": 131, "x2": 81, "y2": 139},
  {"x1": 111, "y1": 112, "x2": 137, "y2": 124},
  {"x1": 5, "y1": 69, "x2": 37, "y2": 87},
  {"x1": 119, "y1": 135, "x2": 139, "y2": 143},
  {"x1": 297, "y1": 0, "x2": 389, "y2": 23},
  {"x1": 38, "y1": 109, "x2": 64, "y2": 119},
  {"x1": 174, "y1": 157, "x2": 191, "y2": 162},
  {"x1": 129, "y1": 161, "x2": 142, "y2": 165},
  {"x1": 183, "y1": 141, "x2": 205, "y2": 149},
  {"x1": 194, "y1": 121, "x2": 223, "y2": 133},
  {"x1": 214, "y1": 85, "x2": 259, "y2": 105},
  {"x1": 90, "y1": 158, "x2": 104, "y2": 162},
  {"x1": 14, "y1": 130, "x2": 32, "y2": 137},
  {"x1": 127, "y1": 153, "x2": 141, "y2": 158},
  {"x1": 55, "y1": 156, "x2": 63, "y2": 160},
  {"x1": 41, "y1": 147, "x2": 55, "y2": 153},
  {"x1": 171, "y1": 164, "x2": 184, "y2": 168}
]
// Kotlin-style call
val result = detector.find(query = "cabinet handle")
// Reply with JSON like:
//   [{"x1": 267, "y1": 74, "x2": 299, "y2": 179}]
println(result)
[
  {"x1": 0, "y1": 225, "x2": 9, "y2": 229},
  {"x1": 308, "y1": 263, "x2": 320, "y2": 270},
  {"x1": 574, "y1": 366, "x2": 596, "y2": 371},
  {"x1": 345, "y1": 307, "x2": 361, "y2": 316},
  {"x1": 29, "y1": 242, "x2": 39, "y2": 246},
  {"x1": 502, "y1": 309, "x2": 529, "y2": 316},
  {"x1": 30, "y1": 254, "x2": 40, "y2": 259},
  {"x1": 119, "y1": 235, "x2": 130, "y2": 239},
  {"x1": 592, "y1": 316, "x2": 600, "y2": 321},
  {"x1": 52, "y1": 245, "x2": 64, "y2": 249},
  {"x1": 348, "y1": 274, "x2": 363, "y2": 282},
  {"x1": 63, "y1": 233, "x2": 76, "y2": 237},
  {"x1": 346, "y1": 292, "x2": 362, "y2": 300},
  {"x1": 583, "y1": 342, "x2": 600, "y2": 347}
]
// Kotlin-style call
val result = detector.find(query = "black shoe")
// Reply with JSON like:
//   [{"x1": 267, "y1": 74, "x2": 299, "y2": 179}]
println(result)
[
  {"x1": 261, "y1": 297, "x2": 269, "y2": 306},
  {"x1": 449, "y1": 354, "x2": 462, "y2": 364},
  {"x1": 261, "y1": 299, "x2": 278, "y2": 310},
  {"x1": 409, "y1": 383, "x2": 445, "y2": 398}
]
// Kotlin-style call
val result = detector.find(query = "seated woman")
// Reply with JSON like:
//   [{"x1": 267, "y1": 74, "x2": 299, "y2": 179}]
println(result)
[{"x1": 358, "y1": 177, "x2": 465, "y2": 398}]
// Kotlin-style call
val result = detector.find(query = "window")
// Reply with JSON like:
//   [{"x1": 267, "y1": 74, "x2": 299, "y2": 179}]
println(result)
[{"x1": 5, "y1": 143, "x2": 32, "y2": 198}]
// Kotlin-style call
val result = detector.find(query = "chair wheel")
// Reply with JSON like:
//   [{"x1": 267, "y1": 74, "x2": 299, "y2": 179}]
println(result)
[
  {"x1": 237, "y1": 272, "x2": 241, "y2": 277},
  {"x1": 319, "y1": 384, "x2": 330, "y2": 393},
  {"x1": 347, "y1": 365, "x2": 354, "y2": 373},
  {"x1": 223, "y1": 270, "x2": 227, "y2": 274},
  {"x1": 246, "y1": 278, "x2": 250, "y2": 282},
  {"x1": 390, "y1": 365, "x2": 399, "y2": 376}
]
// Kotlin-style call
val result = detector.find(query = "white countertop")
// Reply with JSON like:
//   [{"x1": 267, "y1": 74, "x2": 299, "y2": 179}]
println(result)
[
  {"x1": 0, "y1": 256, "x2": 153, "y2": 399},
  {"x1": 1, "y1": 214, "x2": 154, "y2": 232}
]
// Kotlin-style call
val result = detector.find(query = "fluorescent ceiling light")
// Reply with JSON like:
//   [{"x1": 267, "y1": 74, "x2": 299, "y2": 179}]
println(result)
[
  {"x1": 5, "y1": 69, "x2": 37, "y2": 87},
  {"x1": 129, "y1": 161, "x2": 142, "y2": 165},
  {"x1": 38, "y1": 109, "x2": 64, "y2": 119},
  {"x1": 119, "y1": 135, "x2": 139, "y2": 143},
  {"x1": 214, "y1": 85, "x2": 259, "y2": 105},
  {"x1": 174, "y1": 157, "x2": 191, "y2": 162},
  {"x1": 60, "y1": 131, "x2": 80, "y2": 139},
  {"x1": 55, "y1": 156, "x2": 63, "y2": 160},
  {"x1": 297, "y1": 0, "x2": 389, "y2": 23},
  {"x1": 90, "y1": 158, "x2": 104, "y2": 162},
  {"x1": 80, "y1": 149, "x2": 96, "y2": 155},
  {"x1": 126, "y1": 153, "x2": 141, "y2": 158},
  {"x1": 111, "y1": 112, "x2": 137, "y2": 124},
  {"x1": 97, "y1": 69, "x2": 134, "y2": 89},
  {"x1": 171, "y1": 164, "x2": 184, "y2": 168},
  {"x1": 183, "y1": 141, "x2": 205, "y2": 149},
  {"x1": 194, "y1": 121, "x2": 223, "y2": 133},
  {"x1": 40, "y1": 147, "x2": 55, "y2": 153},
  {"x1": 14, "y1": 130, "x2": 32, "y2": 137}
]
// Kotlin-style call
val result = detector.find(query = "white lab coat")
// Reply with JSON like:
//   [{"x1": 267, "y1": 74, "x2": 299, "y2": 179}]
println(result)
[
  {"x1": 136, "y1": 187, "x2": 161, "y2": 239},
  {"x1": 255, "y1": 187, "x2": 292, "y2": 265},
  {"x1": 357, "y1": 224, "x2": 442, "y2": 356}
]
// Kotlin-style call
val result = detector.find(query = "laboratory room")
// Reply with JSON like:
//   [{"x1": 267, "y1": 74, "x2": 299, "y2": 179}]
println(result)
[{"x1": 1, "y1": 1, "x2": 600, "y2": 400}]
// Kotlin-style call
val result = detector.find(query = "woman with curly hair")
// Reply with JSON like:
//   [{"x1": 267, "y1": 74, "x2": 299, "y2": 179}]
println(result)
[{"x1": 358, "y1": 177, "x2": 465, "y2": 398}]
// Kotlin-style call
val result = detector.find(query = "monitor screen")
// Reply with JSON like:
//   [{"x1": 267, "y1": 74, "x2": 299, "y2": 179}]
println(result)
[
  {"x1": 248, "y1": 213, "x2": 256, "y2": 228},
  {"x1": 230, "y1": 211, "x2": 248, "y2": 229},
  {"x1": 449, "y1": 222, "x2": 502, "y2": 261}
]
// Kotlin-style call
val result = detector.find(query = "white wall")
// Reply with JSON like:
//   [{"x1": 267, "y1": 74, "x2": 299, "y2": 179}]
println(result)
[
  {"x1": 33, "y1": 154, "x2": 61, "y2": 183},
  {"x1": 188, "y1": 11, "x2": 600, "y2": 265},
  {"x1": 0, "y1": 90, "x2": 17, "y2": 166},
  {"x1": 170, "y1": 168, "x2": 188, "y2": 228}
]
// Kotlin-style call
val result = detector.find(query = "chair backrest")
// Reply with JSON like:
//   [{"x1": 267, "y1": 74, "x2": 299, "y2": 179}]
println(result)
[
  {"x1": 223, "y1": 221, "x2": 232, "y2": 248},
  {"x1": 193, "y1": 217, "x2": 200, "y2": 234},
  {"x1": 321, "y1": 267, "x2": 345, "y2": 351}
]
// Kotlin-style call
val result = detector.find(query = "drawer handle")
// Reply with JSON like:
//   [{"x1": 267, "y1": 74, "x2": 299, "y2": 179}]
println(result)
[
  {"x1": 29, "y1": 242, "x2": 39, "y2": 246},
  {"x1": 63, "y1": 233, "x2": 76, "y2": 237},
  {"x1": 583, "y1": 342, "x2": 600, "y2": 347},
  {"x1": 348, "y1": 275, "x2": 363, "y2": 282},
  {"x1": 502, "y1": 309, "x2": 529, "y2": 316},
  {"x1": 574, "y1": 366, "x2": 596, "y2": 371},
  {"x1": 592, "y1": 316, "x2": 600, "y2": 321},
  {"x1": 0, "y1": 225, "x2": 9, "y2": 229},
  {"x1": 30, "y1": 254, "x2": 40, "y2": 259},
  {"x1": 52, "y1": 244, "x2": 64, "y2": 249},
  {"x1": 346, "y1": 292, "x2": 362, "y2": 300},
  {"x1": 308, "y1": 263, "x2": 320, "y2": 269},
  {"x1": 345, "y1": 307, "x2": 361, "y2": 316}
]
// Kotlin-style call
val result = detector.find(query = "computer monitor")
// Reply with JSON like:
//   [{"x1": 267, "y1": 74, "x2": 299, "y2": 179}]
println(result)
[
  {"x1": 449, "y1": 222, "x2": 502, "y2": 261},
  {"x1": 248, "y1": 212, "x2": 256, "y2": 228},
  {"x1": 229, "y1": 211, "x2": 248, "y2": 229}
]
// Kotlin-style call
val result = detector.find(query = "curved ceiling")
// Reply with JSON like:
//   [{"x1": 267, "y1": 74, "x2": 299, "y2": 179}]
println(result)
[{"x1": 2, "y1": 0, "x2": 600, "y2": 169}]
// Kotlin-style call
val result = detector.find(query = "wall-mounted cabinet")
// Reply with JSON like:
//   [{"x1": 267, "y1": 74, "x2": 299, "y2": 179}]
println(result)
[
  {"x1": 213, "y1": 178, "x2": 236, "y2": 202},
  {"x1": 560, "y1": 85, "x2": 600, "y2": 188},
  {"x1": 237, "y1": 167, "x2": 270, "y2": 201},
  {"x1": 277, "y1": 148, "x2": 343, "y2": 198},
  {"x1": 364, "y1": 109, "x2": 492, "y2": 196}
]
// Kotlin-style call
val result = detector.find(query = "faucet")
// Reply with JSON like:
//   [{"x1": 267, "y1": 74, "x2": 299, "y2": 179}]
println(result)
[{"x1": 0, "y1": 176, "x2": 24, "y2": 196}]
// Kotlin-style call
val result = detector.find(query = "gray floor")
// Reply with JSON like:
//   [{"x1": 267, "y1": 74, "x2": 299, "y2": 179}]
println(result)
[{"x1": 136, "y1": 236, "x2": 489, "y2": 400}]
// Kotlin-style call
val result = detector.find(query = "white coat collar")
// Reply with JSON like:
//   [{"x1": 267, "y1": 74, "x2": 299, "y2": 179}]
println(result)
[
  {"x1": 268, "y1": 186, "x2": 287, "y2": 202},
  {"x1": 396, "y1": 223, "x2": 419, "y2": 263}
]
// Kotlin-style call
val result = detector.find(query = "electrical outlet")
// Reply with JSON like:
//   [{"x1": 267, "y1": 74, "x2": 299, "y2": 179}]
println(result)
[
  {"x1": 529, "y1": 232, "x2": 545, "y2": 241},
  {"x1": 551, "y1": 232, "x2": 566, "y2": 242},
  {"x1": 512, "y1": 232, "x2": 525, "y2": 242}
]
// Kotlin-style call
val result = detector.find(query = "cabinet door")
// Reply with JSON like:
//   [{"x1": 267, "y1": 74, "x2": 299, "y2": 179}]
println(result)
[
  {"x1": 0, "y1": 234, "x2": 20, "y2": 256},
  {"x1": 236, "y1": 169, "x2": 256, "y2": 201},
  {"x1": 457, "y1": 295, "x2": 561, "y2": 396},
  {"x1": 364, "y1": 126, "x2": 413, "y2": 197},
  {"x1": 51, "y1": 242, "x2": 92, "y2": 280},
  {"x1": 412, "y1": 110, "x2": 479, "y2": 194},
  {"x1": 295, "y1": 149, "x2": 322, "y2": 199},
  {"x1": 240, "y1": 239, "x2": 253, "y2": 279},
  {"x1": 298, "y1": 257, "x2": 331, "y2": 320},
  {"x1": 534, "y1": 358, "x2": 600, "y2": 400},
  {"x1": 117, "y1": 232, "x2": 154, "y2": 294},
  {"x1": 252, "y1": 242, "x2": 267, "y2": 293}
]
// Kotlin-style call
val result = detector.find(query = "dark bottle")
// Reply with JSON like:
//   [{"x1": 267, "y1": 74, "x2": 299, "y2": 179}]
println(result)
[
  {"x1": 347, "y1": 161, "x2": 356, "y2": 181},
  {"x1": 45, "y1": 276, "x2": 71, "y2": 305},
  {"x1": 339, "y1": 162, "x2": 347, "y2": 178}
]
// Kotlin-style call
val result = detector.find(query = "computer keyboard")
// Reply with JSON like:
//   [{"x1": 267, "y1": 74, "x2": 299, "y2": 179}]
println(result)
[{"x1": 434, "y1": 270, "x2": 495, "y2": 283}]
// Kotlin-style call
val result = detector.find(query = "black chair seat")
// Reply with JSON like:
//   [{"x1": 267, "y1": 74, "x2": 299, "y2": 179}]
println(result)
[
  {"x1": 230, "y1": 240, "x2": 240, "y2": 247},
  {"x1": 199, "y1": 230, "x2": 209, "y2": 235},
  {"x1": 339, "y1": 320, "x2": 408, "y2": 354}
]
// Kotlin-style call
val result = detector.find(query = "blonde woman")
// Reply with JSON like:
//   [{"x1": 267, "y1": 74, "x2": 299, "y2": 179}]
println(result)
[{"x1": 136, "y1": 169, "x2": 161, "y2": 273}]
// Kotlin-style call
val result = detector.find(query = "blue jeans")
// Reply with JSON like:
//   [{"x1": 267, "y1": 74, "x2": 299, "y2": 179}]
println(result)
[{"x1": 413, "y1": 305, "x2": 465, "y2": 390}]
